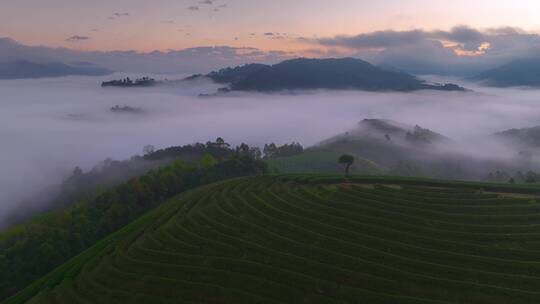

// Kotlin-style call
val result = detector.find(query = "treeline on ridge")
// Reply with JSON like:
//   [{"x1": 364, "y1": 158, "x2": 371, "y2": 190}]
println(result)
[{"x1": 6, "y1": 139, "x2": 304, "y2": 228}]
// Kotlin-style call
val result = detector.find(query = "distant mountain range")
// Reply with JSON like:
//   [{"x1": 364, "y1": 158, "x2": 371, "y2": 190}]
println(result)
[
  {"x1": 473, "y1": 58, "x2": 540, "y2": 87},
  {"x1": 189, "y1": 58, "x2": 466, "y2": 92},
  {"x1": 0, "y1": 60, "x2": 112, "y2": 79},
  {"x1": 7, "y1": 50, "x2": 540, "y2": 89}
]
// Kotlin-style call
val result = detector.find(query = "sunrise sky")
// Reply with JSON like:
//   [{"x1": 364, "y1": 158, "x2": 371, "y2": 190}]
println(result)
[{"x1": 2, "y1": 0, "x2": 540, "y2": 53}]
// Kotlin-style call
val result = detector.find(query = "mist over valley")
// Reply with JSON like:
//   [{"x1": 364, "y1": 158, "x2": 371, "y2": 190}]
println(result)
[{"x1": 2, "y1": 73, "x2": 540, "y2": 224}]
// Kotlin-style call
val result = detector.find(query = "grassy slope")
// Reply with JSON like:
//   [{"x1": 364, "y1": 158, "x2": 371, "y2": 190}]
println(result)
[
  {"x1": 266, "y1": 150, "x2": 383, "y2": 174},
  {"x1": 7, "y1": 174, "x2": 540, "y2": 303}
]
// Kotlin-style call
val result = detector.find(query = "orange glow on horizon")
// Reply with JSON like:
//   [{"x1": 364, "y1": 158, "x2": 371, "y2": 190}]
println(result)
[{"x1": 453, "y1": 42, "x2": 491, "y2": 57}]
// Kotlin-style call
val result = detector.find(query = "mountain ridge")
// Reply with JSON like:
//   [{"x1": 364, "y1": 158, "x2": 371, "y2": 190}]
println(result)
[
  {"x1": 189, "y1": 57, "x2": 466, "y2": 92},
  {"x1": 473, "y1": 58, "x2": 540, "y2": 87}
]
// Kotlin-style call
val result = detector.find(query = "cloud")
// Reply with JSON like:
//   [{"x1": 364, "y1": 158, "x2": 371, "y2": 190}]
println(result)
[
  {"x1": 311, "y1": 27, "x2": 486, "y2": 50},
  {"x1": 316, "y1": 30, "x2": 425, "y2": 48},
  {"x1": 65, "y1": 35, "x2": 90, "y2": 42},
  {"x1": 0, "y1": 38, "x2": 292, "y2": 74},
  {"x1": 192, "y1": 0, "x2": 227, "y2": 12},
  {"x1": 109, "y1": 12, "x2": 130, "y2": 20},
  {"x1": 484, "y1": 26, "x2": 523, "y2": 35},
  {"x1": 198, "y1": 0, "x2": 227, "y2": 9},
  {"x1": 436, "y1": 26, "x2": 485, "y2": 44},
  {"x1": 306, "y1": 26, "x2": 540, "y2": 75},
  {"x1": 263, "y1": 32, "x2": 290, "y2": 40}
]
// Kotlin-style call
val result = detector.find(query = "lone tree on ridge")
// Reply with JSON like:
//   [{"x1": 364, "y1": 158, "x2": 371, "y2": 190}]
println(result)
[{"x1": 338, "y1": 154, "x2": 355, "y2": 177}]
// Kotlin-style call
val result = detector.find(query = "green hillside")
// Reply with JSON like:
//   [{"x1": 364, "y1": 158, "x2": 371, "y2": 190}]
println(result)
[
  {"x1": 266, "y1": 150, "x2": 383, "y2": 174},
  {"x1": 0, "y1": 156, "x2": 267, "y2": 300},
  {"x1": 8, "y1": 175, "x2": 540, "y2": 303}
]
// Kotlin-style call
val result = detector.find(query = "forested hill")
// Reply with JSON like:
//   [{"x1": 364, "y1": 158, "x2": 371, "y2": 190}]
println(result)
[
  {"x1": 494, "y1": 124, "x2": 540, "y2": 148},
  {"x1": 189, "y1": 58, "x2": 466, "y2": 92},
  {"x1": 0, "y1": 155, "x2": 267, "y2": 300},
  {"x1": 3, "y1": 139, "x2": 243, "y2": 228}
]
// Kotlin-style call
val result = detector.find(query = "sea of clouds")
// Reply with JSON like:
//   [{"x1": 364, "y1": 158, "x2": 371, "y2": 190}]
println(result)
[{"x1": 1, "y1": 74, "x2": 540, "y2": 221}]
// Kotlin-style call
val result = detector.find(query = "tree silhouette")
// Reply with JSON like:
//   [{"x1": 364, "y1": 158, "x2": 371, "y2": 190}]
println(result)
[
  {"x1": 338, "y1": 154, "x2": 355, "y2": 177},
  {"x1": 143, "y1": 145, "x2": 155, "y2": 156}
]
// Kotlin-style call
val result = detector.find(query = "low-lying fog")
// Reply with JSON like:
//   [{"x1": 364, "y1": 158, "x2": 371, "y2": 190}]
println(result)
[{"x1": 1, "y1": 74, "x2": 540, "y2": 222}]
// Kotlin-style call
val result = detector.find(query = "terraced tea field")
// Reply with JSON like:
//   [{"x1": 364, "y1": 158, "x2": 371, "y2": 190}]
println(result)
[{"x1": 9, "y1": 175, "x2": 540, "y2": 303}]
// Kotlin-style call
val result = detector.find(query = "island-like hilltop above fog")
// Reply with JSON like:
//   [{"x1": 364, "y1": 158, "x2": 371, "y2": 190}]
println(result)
[{"x1": 187, "y1": 57, "x2": 466, "y2": 93}]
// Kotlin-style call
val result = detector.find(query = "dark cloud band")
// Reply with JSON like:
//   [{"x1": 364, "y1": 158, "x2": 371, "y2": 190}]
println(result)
[{"x1": 65, "y1": 35, "x2": 90, "y2": 42}]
